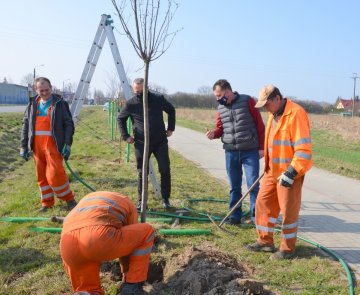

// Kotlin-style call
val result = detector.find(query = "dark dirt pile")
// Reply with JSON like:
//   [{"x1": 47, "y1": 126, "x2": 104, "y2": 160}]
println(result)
[{"x1": 148, "y1": 243, "x2": 274, "y2": 295}]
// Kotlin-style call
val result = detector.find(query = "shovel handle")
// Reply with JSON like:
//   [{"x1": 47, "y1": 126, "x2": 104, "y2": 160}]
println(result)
[{"x1": 219, "y1": 172, "x2": 264, "y2": 227}]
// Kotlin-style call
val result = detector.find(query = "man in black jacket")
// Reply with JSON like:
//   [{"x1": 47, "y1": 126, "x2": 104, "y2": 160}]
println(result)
[
  {"x1": 118, "y1": 78, "x2": 176, "y2": 209},
  {"x1": 20, "y1": 77, "x2": 76, "y2": 212}
]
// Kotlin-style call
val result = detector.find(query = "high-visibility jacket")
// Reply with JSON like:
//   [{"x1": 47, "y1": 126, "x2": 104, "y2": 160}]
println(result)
[
  {"x1": 62, "y1": 191, "x2": 138, "y2": 235},
  {"x1": 264, "y1": 99, "x2": 312, "y2": 179}
]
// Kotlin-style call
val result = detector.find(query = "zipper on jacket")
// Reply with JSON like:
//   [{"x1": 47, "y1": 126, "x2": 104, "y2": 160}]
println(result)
[{"x1": 51, "y1": 98, "x2": 61, "y2": 152}]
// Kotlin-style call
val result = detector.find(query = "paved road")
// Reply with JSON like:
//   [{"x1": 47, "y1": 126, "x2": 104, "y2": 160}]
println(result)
[
  {"x1": 0, "y1": 105, "x2": 27, "y2": 113},
  {"x1": 0, "y1": 105, "x2": 94, "y2": 114},
  {"x1": 169, "y1": 126, "x2": 360, "y2": 279}
]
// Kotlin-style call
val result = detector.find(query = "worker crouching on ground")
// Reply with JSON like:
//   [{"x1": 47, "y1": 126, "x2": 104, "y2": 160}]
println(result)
[
  {"x1": 246, "y1": 85, "x2": 312, "y2": 260},
  {"x1": 60, "y1": 191, "x2": 154, "y2": 295},
  {"x1": 20, "y1": 77, "x2": 77, "y2": 212}
]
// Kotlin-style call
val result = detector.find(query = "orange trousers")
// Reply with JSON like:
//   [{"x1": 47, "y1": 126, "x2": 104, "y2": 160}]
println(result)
[
  {"x1": 33, "y1": 137, "x2": 74, "y2": 207},
  {"x1": 60, "y1": 223, "x2": 154, "y2": 294},
  {"x1": 255, "y1": 171, "x2": 304, "y2": 253}
]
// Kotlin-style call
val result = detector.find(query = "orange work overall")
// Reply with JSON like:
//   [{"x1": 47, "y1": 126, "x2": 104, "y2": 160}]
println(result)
[
  {"x1": 33, "y1": 101, "x2": 74, "y2": 207},
  {"x1": 255, "y1": 118, "x2": 304, "y2": 253},
  {"x1": 60, "y1": 191, "x2": 154, "y2": 295}
]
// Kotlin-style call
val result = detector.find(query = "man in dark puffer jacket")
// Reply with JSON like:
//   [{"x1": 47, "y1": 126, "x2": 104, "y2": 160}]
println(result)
[{"x1": 206, "y1": 79, "x2": 265, "y2": 225}]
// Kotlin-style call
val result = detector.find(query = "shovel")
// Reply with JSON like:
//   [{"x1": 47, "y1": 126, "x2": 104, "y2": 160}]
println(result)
[{"x1": 219, "y1": 172, "x2": 264, "y2": 228}]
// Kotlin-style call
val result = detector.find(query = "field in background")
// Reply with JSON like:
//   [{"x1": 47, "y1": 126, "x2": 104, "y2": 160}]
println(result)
[
  {"x1": 176, "y1": 108, "x2": 360, "y2": 180},
  {"x1": 0, "y1": 108, "x2": 352, "y2": 294}
]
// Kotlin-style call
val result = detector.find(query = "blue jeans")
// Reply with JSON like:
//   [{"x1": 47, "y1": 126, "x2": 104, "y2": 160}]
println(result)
[{"x1": 225, "y1": 149, "x2": 260, "y2": 222}]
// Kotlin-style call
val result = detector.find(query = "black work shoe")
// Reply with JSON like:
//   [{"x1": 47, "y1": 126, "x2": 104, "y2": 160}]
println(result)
[
  {"x1": 39, "y1": 206, "x2": 51, "y2": 213},
  {"x1": 66, "y1": 200, "x2": 77, "y2": 210},
  {"x1": 270, "y1": 251, "x2": 296, "y2": 260},
  {"x1": 121, "y1": 282, "x2": 146, "y2": 295},
  {"x1": 162, "y1": 199, "x2": 171, "y2": 209},
  {"x1": 223, "y1": 218, "x2": 241, "y2": 226},
  {"x1": 246, "y1": 242, "x2": 276, "y2": 253}
]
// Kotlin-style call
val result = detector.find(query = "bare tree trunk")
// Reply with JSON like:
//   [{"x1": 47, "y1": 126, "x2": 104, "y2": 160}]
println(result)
[{"x1": 140, "y1": 61, "x2": 150, "y2": 223}]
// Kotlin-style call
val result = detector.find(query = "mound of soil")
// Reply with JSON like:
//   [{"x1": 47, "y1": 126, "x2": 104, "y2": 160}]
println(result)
[{"x1": 149, "y1": 243, "x2": 274, "y2": 295}]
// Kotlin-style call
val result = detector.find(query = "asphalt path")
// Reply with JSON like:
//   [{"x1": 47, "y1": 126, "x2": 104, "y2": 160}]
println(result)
[{"x1": 0, "y1": 105, "x2": 27, "y2": 113}]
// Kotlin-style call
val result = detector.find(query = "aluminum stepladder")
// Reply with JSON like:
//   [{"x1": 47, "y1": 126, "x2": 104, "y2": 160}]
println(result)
[{"x1": 70, "y1": 14, "x2": 161, "y2": 199}]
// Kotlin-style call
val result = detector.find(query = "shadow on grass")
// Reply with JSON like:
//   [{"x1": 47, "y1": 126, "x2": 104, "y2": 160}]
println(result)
[{"x1": 0, "y1": 247, "x2": 59, "y2": 284}]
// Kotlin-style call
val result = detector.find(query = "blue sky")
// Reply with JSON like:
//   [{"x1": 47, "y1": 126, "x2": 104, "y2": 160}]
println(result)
[{"x1": 1, "y1": 0, "x2": 359, "y2": 103}]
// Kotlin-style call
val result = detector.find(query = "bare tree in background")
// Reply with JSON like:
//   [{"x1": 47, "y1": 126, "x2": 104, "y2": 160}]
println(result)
[
  {"x1": 20, "y1": 73, "x2": 34, "y2": 87},
  {"x1": 149, "y1": 82, "x2": 168, "y2": 94},
  {"x1": 104, "y1": 69, "x2": 122, "y2": 99},
  {"x1": 197, "y1": 85, "x2": 212, "y2": 95},
  {"x1": 111, "y1": 0, "x2": 181, "y2": 222}
]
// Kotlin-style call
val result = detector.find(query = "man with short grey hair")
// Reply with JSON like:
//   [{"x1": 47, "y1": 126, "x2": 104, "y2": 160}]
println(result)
[{"x1": 118, "y1": 78, "x2": 176, "y2": 209}]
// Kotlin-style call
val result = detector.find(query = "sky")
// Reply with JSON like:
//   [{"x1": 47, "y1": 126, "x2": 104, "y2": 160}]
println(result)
[{"x1": 1, "y1": 0, "x2": 360, "y2": 103}]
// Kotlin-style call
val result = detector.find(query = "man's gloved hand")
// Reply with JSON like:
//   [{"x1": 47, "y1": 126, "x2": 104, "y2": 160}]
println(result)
[
  {"x1": 20, "y1": 148, "x2": 30, "y2": 161},
  {"x1": 277, "y1": 166, "x2": 298, "y2": 188},
  {"x1": 61, "y1": 144, "x2": 71, "y2": 161}
]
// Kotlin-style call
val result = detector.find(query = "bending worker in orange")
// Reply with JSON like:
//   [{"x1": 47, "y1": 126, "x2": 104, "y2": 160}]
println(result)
[
  {"x1": 20, "y1": 77, "x2": 76, "y2": 212},
  {"x1": 246, "y1": 85, "x2": 312, "y2": 260},
  {"x1": 60, "y1": 191, "x2": 154, "y2": 295}
]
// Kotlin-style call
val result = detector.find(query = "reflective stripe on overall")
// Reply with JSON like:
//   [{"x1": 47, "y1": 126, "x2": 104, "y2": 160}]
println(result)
[
  {"x1": 60, "y1": 192, "x2": 154, "y2": 294},
  {"x1": 255, "y1": 109, "x2": 305, "y2": 253}
]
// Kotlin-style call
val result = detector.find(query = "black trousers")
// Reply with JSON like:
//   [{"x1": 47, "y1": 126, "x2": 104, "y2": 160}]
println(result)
[{"x1": 134, "y1": 140, "x2": 171, "y2": 202}]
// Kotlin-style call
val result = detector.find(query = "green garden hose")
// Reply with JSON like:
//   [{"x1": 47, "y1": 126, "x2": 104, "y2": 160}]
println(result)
[
  {"x1": 0, "y1": 217, "x2": 49, "y2": 222},
  {"x1": 274, "y1": 228, "x2": 354, "y2": 295},
  {"x1": 0, "y1": 216, "x2": 172, "y2": 224},
  {"x1": 29, "y1": 227, "x2": 212, "y2": 236},
  {"x1": 65, "y1": 160, "x2": 96, "y2": 192}
]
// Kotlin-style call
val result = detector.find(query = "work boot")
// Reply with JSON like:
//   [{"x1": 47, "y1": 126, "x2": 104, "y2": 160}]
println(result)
[
  {"x1": 223, "y1": 217, "x2": 241, "y2": 226},
  {"x1": 120, "y1": 282, "x2": 146, "y2": 295},
  {"x1": 39, "y1": 206, "x2": 51, "y2": 213},
  {"x1": 246, "y1": 242, "x2": 276, "y2": 253},
  {"x1": 66, "y1": 199, "x2": 77, "y2": 210},
  {"x1": 270, "y1": 251, "x2": 296, "y2": 260},
  {"x1": 162, "y1": 198, "x2": 171, "y2": 209}
]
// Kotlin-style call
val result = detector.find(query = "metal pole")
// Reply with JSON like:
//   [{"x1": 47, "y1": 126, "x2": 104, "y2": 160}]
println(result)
[
  {"x1": 33, "y1": 64, "x2": 44, "y2": 82},
  {"x1": 352, "y1": 73, "x2": 358, "y2": 118}
]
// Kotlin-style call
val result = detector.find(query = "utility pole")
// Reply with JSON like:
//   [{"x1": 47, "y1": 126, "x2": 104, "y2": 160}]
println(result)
[
  {"x1": 351, "y1": 73, "x2": 359, "y2": 118},
  {"x1": 62, "y1": 78, "x2": 70, "y2": 100},
  {"x1": 33, "y1": 64, "x2": 45, "y2": 81}
]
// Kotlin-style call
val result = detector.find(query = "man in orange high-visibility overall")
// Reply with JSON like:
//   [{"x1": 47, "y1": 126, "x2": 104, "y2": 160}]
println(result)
[
  {"x1": 246, "y1": 85, "x2": 312, "y2": 260},
  {"x1": 20, "y1": 77, "x2": 76, "y2": 212},
  {"x1": 60, "y1": 191, "x2": 154, "y2": 295}
]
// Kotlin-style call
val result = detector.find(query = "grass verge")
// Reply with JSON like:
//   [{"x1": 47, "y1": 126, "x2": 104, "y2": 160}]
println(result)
[{"x1": 0, "y1": 107, "x2": 354, "y2": 294}]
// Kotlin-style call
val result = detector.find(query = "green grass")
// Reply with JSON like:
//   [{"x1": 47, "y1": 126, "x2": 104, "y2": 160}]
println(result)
[
  {"x1": 0, "y1": 107, "x2": 354, "y2": 294},
  {"x1": 0, "y1": 113, "x2": 24, "y2": 180},
  {"x1": 311, "y1": 129, "x2": 360, "y2": 179},
  {"x1": 176, "y1": 117, "x2": 209, "y2": 133}
]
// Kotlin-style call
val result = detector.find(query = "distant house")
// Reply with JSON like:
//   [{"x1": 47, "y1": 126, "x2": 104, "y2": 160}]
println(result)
[
  {"x1": 335, "y1": 98, "x2": 360, "y2": 115},
  {"x1": 0, "y1": 83, "x2": 29, "y2": 104}
]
